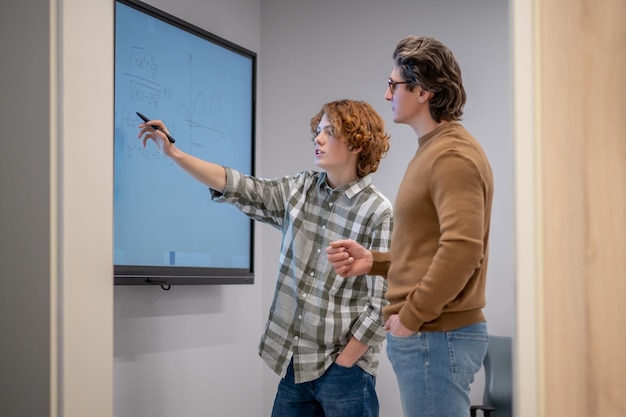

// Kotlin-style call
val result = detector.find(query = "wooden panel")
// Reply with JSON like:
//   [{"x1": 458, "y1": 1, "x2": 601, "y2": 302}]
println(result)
[
  {"x1": 581, "y1": 3, "x2": 626, "y2": 416},
  {"x1": 537, "y1": 0, "x2": 626, "y2": 416}
]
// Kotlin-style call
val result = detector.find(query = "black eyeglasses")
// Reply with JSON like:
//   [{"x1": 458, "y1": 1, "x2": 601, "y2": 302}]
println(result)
[{"x1": 388, "y1": 78, "x2": 409, "y2": 94}]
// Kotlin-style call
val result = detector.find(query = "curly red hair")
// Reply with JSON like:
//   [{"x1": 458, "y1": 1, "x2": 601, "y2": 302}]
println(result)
[{"x1": 310, "y1": 100, "x2": 390, "y2": 178}]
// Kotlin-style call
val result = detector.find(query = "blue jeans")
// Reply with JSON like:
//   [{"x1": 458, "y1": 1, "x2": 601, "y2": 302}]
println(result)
[
  {"x1": 386, "y1": 322, "x2": 488, "y2": 417},
  {"x1": 271, "y1": 360, "x2": 379, "y2": 417}
]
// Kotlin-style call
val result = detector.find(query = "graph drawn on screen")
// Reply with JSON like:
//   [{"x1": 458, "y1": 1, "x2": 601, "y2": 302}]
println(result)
[{"x1": 115, "y1": 1, "x2": 252, "y2": 175}]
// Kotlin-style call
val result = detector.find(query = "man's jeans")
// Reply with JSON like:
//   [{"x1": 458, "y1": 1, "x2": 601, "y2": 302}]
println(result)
[
  {"x1": 386, "y1": 322, "x2": 488, "y2": 417},
  {"x1": 271, "y1": 359, "x2": 379, "y2": 417}
]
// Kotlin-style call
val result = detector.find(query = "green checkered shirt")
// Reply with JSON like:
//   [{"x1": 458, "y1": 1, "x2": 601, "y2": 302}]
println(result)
[{"x1": 211, "y1": 168, "x2": 392, "y2": 383}]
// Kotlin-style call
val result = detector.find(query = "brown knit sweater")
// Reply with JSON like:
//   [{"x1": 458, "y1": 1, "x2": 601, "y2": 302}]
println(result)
[{"x1": 371, "y1": 122, "x2": 493, "y2": 332}]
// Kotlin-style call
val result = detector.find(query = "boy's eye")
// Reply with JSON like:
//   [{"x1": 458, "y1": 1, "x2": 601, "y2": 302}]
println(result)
[{"x1": 312, "y1": 126, "x2": 334, "y2": 141}]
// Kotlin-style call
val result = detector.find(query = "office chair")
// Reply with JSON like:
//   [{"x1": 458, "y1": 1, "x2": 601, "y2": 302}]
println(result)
[{"x1": 470, "y1": 335, "x2": 513, "y2": 417}]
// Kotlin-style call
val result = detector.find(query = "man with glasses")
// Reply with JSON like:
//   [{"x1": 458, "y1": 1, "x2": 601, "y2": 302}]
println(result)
[
  {"x1": 327, "y1": 36, "x2": 494, "y2": 417},
  {"x1": 137, "y1": 99, "x2": 393, "y2": 417}
]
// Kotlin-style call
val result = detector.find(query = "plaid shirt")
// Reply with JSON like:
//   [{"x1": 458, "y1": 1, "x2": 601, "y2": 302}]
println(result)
[{"x1": 211, "y1": 168, "x2": 392, "y2": 383}]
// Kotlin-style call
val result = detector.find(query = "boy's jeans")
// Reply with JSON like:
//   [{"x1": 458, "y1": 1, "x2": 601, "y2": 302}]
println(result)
[{"x1": 271, "y1": 359, "x2": 379, "y2": 417}]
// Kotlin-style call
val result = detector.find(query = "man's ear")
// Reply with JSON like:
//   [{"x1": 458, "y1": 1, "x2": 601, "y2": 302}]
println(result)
[{"x1": 418, "y1": 88, "x2": 433, "y2": 102}]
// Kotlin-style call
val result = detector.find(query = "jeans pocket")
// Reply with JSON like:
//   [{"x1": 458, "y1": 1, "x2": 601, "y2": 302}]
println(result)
[
  {"x1": 387, "y1": 330, "x2": 419, "y2": 340},
  {"x1": 447, "y1": 324, "x2": 488, "y2": 390}
]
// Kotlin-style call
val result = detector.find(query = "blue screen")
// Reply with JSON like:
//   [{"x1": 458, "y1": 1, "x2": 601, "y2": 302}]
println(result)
[{"x1": 114, "y1": 1, "x2": 254, "y2": 275}]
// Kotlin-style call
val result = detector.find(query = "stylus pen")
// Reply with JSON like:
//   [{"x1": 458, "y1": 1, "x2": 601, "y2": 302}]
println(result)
[{"x1": 136, "y1": 112, "x2": 176, "y2": 143}]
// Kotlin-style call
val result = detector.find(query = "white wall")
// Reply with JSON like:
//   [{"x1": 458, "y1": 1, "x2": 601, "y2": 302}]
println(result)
[{"x1": 117, "y1": 1, "x2": 514, "y2": 417}]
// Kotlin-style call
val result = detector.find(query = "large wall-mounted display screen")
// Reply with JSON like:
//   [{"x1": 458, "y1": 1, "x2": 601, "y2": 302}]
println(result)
[{"x1": 114, "y1": 0, "x2": 256, "y2": 285}]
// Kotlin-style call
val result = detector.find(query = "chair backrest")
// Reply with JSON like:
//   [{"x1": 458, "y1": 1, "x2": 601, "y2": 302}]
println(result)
[{"x1": 483, "y1": 335, "x2": 513, "y2": 417}]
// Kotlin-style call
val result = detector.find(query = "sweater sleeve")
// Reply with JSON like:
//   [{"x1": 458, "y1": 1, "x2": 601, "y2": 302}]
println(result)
[{"x1": 370, "y1": 250, "x2": 391, "y2": 278}]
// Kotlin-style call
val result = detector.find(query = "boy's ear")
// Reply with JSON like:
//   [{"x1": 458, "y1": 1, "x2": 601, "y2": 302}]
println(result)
[{"x1": 350, "y1": 146, "x2": 363, "y2": 154}]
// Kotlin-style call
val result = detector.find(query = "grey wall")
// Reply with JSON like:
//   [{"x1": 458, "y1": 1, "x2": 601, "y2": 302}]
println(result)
[
  {"x1": 0, "y1": 2, "x2": 52, "y2": 416},
  {"x1": 2, "y1": 1, "x2": 115, "y2": 416}
]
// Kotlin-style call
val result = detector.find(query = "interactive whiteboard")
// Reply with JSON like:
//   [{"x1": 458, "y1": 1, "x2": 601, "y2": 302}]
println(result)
[{"x1": 114, "y1": 0, "x2": 256, "y2": 285}]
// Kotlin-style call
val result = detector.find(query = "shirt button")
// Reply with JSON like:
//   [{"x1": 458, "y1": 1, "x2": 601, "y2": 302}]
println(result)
[
  {"x1": 317, "y1": 248, "x2": 321, "y2": 253},
  {"x1": 298, "y1": 315, "x2": 302, "y2": 320},
  {"x1": 310, "y1": 272, "x2": 314, "y2": 277},
  {"x1": 329, "y1": 202, "x2": 334, "y2": 207},
  {"x1": 294, "y1": 336, "x2": 299, "y2": 340},
  {"x1": 302, "y1": 294, "x2": 307, "y2": 299}
]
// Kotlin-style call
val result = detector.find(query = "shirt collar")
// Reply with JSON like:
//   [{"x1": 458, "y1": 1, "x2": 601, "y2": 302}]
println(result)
[{"x1": 318, "y1": 172, "x2": 372, "y2": 199}]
